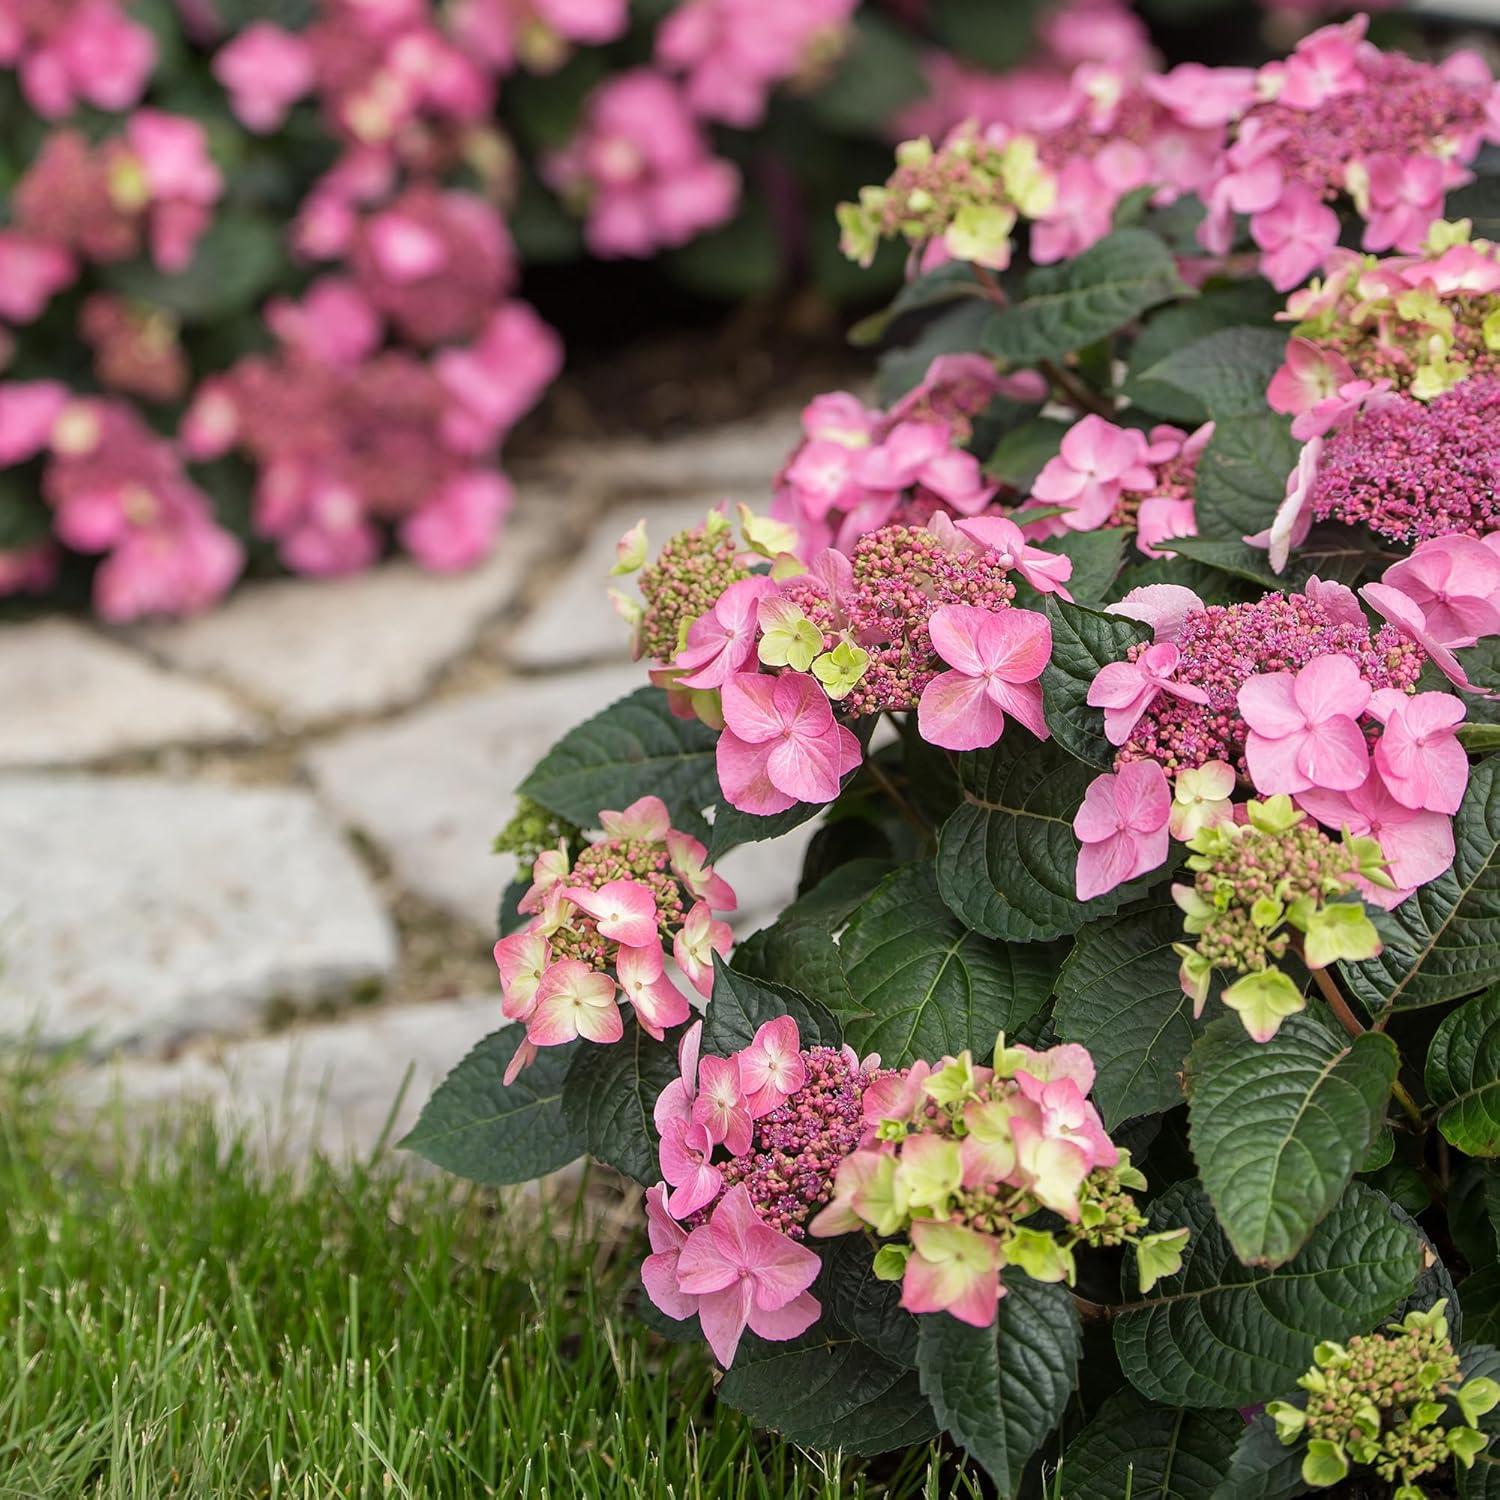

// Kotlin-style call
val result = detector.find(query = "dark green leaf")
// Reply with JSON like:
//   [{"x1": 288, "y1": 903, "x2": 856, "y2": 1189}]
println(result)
[
  {"x1": 1130, "y1": 327, "x2": 1287, "y2": 422},
  {"x1": 929, "y1": 0, "x2": 1045, "y2": 70},
  {"x1": 1055, "y1": 903, "x2": 1212, "y2": 1129},
  {"x1": 519, "y1": 688, "x2": 717, "y2": 834},
  {"x1": 986, "y1": 416, "x2": 1070, "y2": 490},
  {"x1": 708, "y1": 798, "x2": 823, "y2": 860},
  {"x1": 849, "y1": 262, "x2": 984, "y2": 347},
  {"x1": 1212, "y1": 1413, "x2": 1309, "y2": 1500},
  {"x1": 104, "y1": 211, "x2": 283, "y2": 323},
  {"x1": 840, "y1": 862, "x2": 1058, "y2": 1066},
  {"x1": 1464, "y1": 1269, "x2": 1500, "y2": 1349},
  {"x1": 982, "y1": 230, "x2": 1189, "y2": 364},
  {"x1": 699, "y1": 957, "x2": 841, "y2": 1056},
  {"x1": 1343, "y1": 757, "x2": 1500, "y2": 1012},
  {"x1": 916, "y1": 1274, "x2": 1081, "y2": 1491},
  {"x1": 1192, "y1": 414, "x2": 1299, "y2": 541},
  {"x1": 1047, "y1": 529, "x2": 1128, "y2": 606},
  {"x1": 1427, "y1": 989, "x2": 1500, "y2": 1157},
  {"x1": 718, "y1": 1321, "x2": 938, "y2": 1455},
  {"x1": 561, "y1": 1019, "x2": 679, "y2": 1185},
  {"x1": 1040, "y1": 597, "x2": 1151, "y2": 771},
  {"x1": 1160, "y1": 537, "x2": 1283, "y2": 589},
  {"x1": 1458, "y1": 1341, "x2": 1500, "y2": 1499},
  {"x1": 399, "y1": 1027, "x2": 582, "y2": 1186},
  {"x1": 937, "y1": 735, "x2": 1151, "y2": 941},
  {"x1": 818, "y1": 1238, "x2": 919, "y2": 1369},
  {"x1": 1115, "y1": 1180, "x2": 1422, "y2": 1407},
  {"x1": 1058, "y1": 1389, "x2": 1240, "y2": 1499},
  {"x1": 1187, "y1": 1014, "x2": 1398, "y2": 1267},
  {"x1": 731, "y1": 918, "x2": 853, "y2": 1016}
]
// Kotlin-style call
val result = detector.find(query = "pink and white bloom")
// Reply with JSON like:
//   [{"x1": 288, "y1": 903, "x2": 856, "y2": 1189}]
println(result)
[
  {"x1": 1030, "y1": 416, "x2": 1155, "y2": 532},
  {"x1": 1239, "y1": 655, "x2": 1372, "y2": 795},
  {"x1": 615, "y1": 941, "x2": 692, "y2": 1040},
  {"x1": 1169, "y1": 761, "x2": 1237, "y2": 841},
  {"x1": 1073, "y1": 760, "x2": 1172, "y2": 901},
  {"x1": 641, "y1": 1183, "x2": 697, "y2": 1320},
  {"x1": 666, "y1": 831, "x2": 737, "y2": 910},
  {"x1": 1135, "y1": 494, "x2": 1197, "y2": 559},
  {"x1": 1268, "y1": 338, "x2": 1357, "y2": 419},
  {"x1": 563, "y1": 879, "x2": 659, "y2": 948},
  {"x1": 674, "y1": 1185, "x2": 821, "y2": 1366},
  {"x1": 1367, "y1": 689, "x2": 1468, "y2": 815},
  {"x1": 737, "y1": 1016, "x2": 807, "y2": 1118},
  {"x1": 917, "y1": 605, "x2": 1052, "y2": 752},
  {"x1": 716, "y1": 672, "x2": 862, "y2": 814},
  {"x1": 1106, "y1": 584, "x2": 1205, "y2": 644},
  {"x1": 673, "y1": 901, "x2": 732, "y2": 998},
  {"x1": 1250, "y1": 183, "x2": 1341, "y2": 292},
  {"x1": 1247, "y1": 437, "x2": 1321, "y2": 574},
  {"x1": 494, "y1": 929, "x2": 551, "y2": 1023},
  {"x1": 1298, "y1": 768, "x2": 1456, "y2": 909},
  {"x1": 660, "y1": 1116, "x2": 723, "y2": 1217},
  {"x1": 654, "y1": 1021, "x2": 703, "y2": 1135},
  {"x1": 1381, "y1": 536, "x2": 1500, "y2": 648},
  {"x1": 1015, "y1": 1073, "x2": 1117, "y2": 1174},
  {"x1": 691, "y1": 1053, "x2": 752, "y2": 1155},
  {"x1": 527, "y1": 959, "x2": 623, "y2": 1046},
  {"x1": 857, "y1": 420, "x2": 995, "y2": 515},
  {"x1": 676, "y1": 577, "x2": 775, "y2": 687},
  {"x1": 599, "y1": 795, "x2": 672, "y2": 842},
  {"x1": 1361, "y1": 581, "x2": 1475, "y2": 691},
  {"x1": 1359, "y1": 153, "x2": 1446, "y2": 255},
  {"x1": 1087, "y1": 641, "x2": 1209, "y2": 747},
  {"x1": 955, "y1": 516, "x2": 1074, "y2": 597}
]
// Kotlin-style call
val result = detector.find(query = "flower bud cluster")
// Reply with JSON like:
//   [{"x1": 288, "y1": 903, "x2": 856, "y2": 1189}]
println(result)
[
  {"x1": 808, "y1": 1036, "x2": 1189, "y2": 1328},
  {"x1": 1266, "y1": 1301, "x2": 1498, "y2": 1496}
]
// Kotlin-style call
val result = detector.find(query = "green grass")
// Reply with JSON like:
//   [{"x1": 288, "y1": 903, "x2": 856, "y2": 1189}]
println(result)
[{"x1": 0, "y1": 1050, "x2": 986, "y2": 1499}]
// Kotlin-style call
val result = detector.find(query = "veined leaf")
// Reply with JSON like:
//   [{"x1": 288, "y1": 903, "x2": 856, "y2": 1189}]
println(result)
[
  {"x1": 560, "y1": 1018, "x2": 679, "y2": 1185},
  {"x1": 1427, "y1": 989, "x2": 1500, "y2": 1157},
  {"x1": 1040, "y1": 597, "x2": 1150, "y2": 771},
  {"x1": 1058, "y1": 1389, "x2": 1240, "y2": 1499}
]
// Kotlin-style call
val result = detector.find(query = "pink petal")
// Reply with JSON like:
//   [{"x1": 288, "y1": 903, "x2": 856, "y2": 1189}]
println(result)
[
  {"x1": 675, "y1": 1226, "x2": 740, "y2": 1296},
  {"x1": 927, "y1": 605, "x2": 992, "y2": 677},
  {"x1": 642, "y1": 1249, "x2": 697, "y2": 1321},
  {"x1": 987, "y1": 676, "x2": 1049, "y2": 741},
  {"x1": 746, "y1": 1289, "x2": 820, "y2": 1343},
  {"x1": 1296, "y1": 716, "x2": 1370, "y2": 792},
  {"x1": 1238, "y1": 672, "x2": 1304, "y2": 738},
  {"x1": 716, "y1": 731, "x2": 796, "y2": 815},
  {"x1": 696, "y1": 1281, "x2": 755, "y2": 1367},
  {"x1": 918, "y1": 670, "x2": 1007, "y2": 751},
  {"x1": 1293, "y1": 654, "x2": 1371, "y2": 725},
  {"x1": 719, "y1": 673, "x2": 786, "y2": 745},
  {"x1": 1113, "y1": 759, "x2": 1172, "y2": 833}
]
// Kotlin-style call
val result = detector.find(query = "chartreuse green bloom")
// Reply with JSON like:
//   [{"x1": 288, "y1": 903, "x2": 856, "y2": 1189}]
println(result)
[
  {"x1": 757, "y1": 598, "x2": 823, "y2": 672},
  {"x1": 811, "y1": 639, "x2": 870, "y2": 700}
]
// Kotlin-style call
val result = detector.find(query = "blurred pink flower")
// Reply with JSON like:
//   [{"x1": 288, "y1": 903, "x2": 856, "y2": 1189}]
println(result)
[{"x1": 213, "y1": 22, "x2": 314, "y2": 132}]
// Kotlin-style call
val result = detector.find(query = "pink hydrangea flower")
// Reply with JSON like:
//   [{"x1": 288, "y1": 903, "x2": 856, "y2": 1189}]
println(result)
[
  {"x1": 0, "y1": 380, "x2": 67, "y2": 464},
  {"x1": 673, "y1": 1184, "x2": 822, "y2": 1366},
  {"x1": 528, "y1": 959, "x2": 622, "y2": 1047},
  {"x1": 614, "y1": 941, "x2": 692, "y2": 1039},
  {"x1": 857, "y1": 420, "x2": 996, "y2": 517},
  {"x1": 1030, "y1": 416, "x2": 1156, "y2": 532},
  {"x1": 436, "y1": 302, "x2": 564, "y2": 455},
  {"x1": 399, "y1": 472, "x2": 512, "y2": 572},
  {"x1": 1250, "y1": 182, "x2": 1341, "y2": 292},
  {"x1": 1360, "y1": 153, "x2": 1446, "y2": 255},
  {"x1": 1380, "y1": 536, "x2": 1500, "y2": 649},
  {"x1": 562, "y1": 878, "x2": 660, "y2": 948},
  {"x1": 901, "y1": 1220, "x2": 1003, "y2": 1327},
  {"x1": 1087, "y1": 641, "x2": 1209, "y2": 747},
  {"x1": 1298, "y1": 768, "x2": 1456, "y2": 909},
  {"x1": 954, "y1": 516, "x2": 1074, "y2": 598},
  {"x1": 666, "y1": 831, "x2": 737, "y2": 910},
  {"x1": 641, "y1": 1183, "x2": 697, "y2": 1320},
  {"x1": 1238, "y1": 654, "x2": 1372, "y2": 795},
  {"x1": 13, "y1": 0, "x2": 155, "y2": 118},
  {"x1": 737, "y1": 1016, "x2": 807, "y2": 1118},
  {"x1": 660, "y1": 1116, "x2": 723, "y2": 1217},
  {"x1": 1367, "y1": 688, "x2": 1468, "y2": 815},
  {"x1": 692, "y1": 1054, "x2": 752, "y2": 1155},
  {"x1": 1106, "y1": 583, "x2": 1206, "y2": 644},
  {"x1": 1073, "y1": 760, "x2": 1172, "y2": 901},
  {"x1": 1268, "y1": 338, "x2": 1357, "y2": 419},
  {"x1": 676, "y1": 577, "x2": 775, "y2": 689},
  {"x1": 1361, "y1": 581, "x2": 1474, "y2": 692},
  {"x1": 673, "y1": 901, "x2": 732, "y2": 998},
  {"x1": 125, "y1": 110, "x2": 223, "y2": 272},
  {"x1": 916, "y1": 604, "x2": 1052, "y2": 752},
  {"x1": 212, "y1": 22, "x2": 314, "y2": 133},
  {"x1": 716, "y1": 671, "x2": 862, "y2": 814},
  {"x1": 1247, "y1": 437, "x2": 1322, "y2": 574},
  {"x1": 494, "y1": 929, "x2": 550, "y2": 1025}
]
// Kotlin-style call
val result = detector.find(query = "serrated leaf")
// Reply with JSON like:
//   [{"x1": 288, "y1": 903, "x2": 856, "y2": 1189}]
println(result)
[
  {"x1": 1187, "y1": 1014, "x2": 1398, "y2": 1267},
  {"x1": 840, "y1": 862, "x2": 1058, "y2": 1067},
  {"x1": 1058, "y1": 1388, "x2": 1240, "y2": 1499},
  {"x1": 519, "y1": 687, "x2": 718, "y2": 834},
  {"x1": 982, "y1": 229, "x2": 1188, "y2": 364},
  {"x1": 399, "y1": 1027, "x2": 582, "y2": 1185},
  {"x1": 818, "y1": 1238, "x2": 919, "y2": 1369},
  {"x1": 708, "y1": 798, "x2": 824, "y2": 860},
  {"x1": 1427, "y1": 989, "x2": 1500, "y2": 1157},
  {"x1": 1192, "y1": 414, "x2": 1299, "y2": 541},
  {"x1": 849, "y1": 262, "x2": 984, "y2": 346},
  {"x1": 1115, "y1": 1180, "x2": 1422, "y2": 1408},
  {"x1": 560, "y1": 1019, "x2": 679, "y2": 1185},
  {"x1": 718, "y1": 1321, "x2": 938, "y2": 1455},
  {"x1": 916, "y1": 1273, "x2": 1081, "y2": 1492},
  {"x1": 1055, "y1": 903, "x2": 1212, "y2": 1129},
  {"x1": 1212, "y1": 1413, "x2": 1309, "y2": 1500},
  {"x1": 1131, "y1": 327, "x2": 1287, "y2": 422},
  {"x1": 699, "y1": 957, "x2": 841, "y2": 1057},
  {"x1": 1343, "y1": 757, "x2": 1500, "y2": 1012},
  {"x1": 937, "y1": 735, "x2": 1150, "y2": 941},
  {"x1": 1046, "y1": 528, "x2": 1127, "y2": 606},
  {"x1": 1040, "y1": 597, "x2": 1151, "y2": 771},
  {"x1": 1160, "y1": 537, "x2": 1284, "y2": 589},
  {"x1": 731, "y1": 917, "x2": 853, "y2": 1016}
]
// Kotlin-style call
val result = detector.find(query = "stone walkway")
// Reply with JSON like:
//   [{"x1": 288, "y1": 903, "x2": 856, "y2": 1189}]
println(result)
[{"x1": 1, "y1": 408, "x2": 811, "y2": 1161}]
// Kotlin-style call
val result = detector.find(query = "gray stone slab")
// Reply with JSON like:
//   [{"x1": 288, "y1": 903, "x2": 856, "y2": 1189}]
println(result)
[
  {"x1": 506, "y1": 494, "x2": 734, "y2": 669},
  {"x1": 0, "y1": 775, "x2": 397, "y2": 1050},
  {"x1": 74, "y1": 997, "x2": 505, "y2": 1166},
  {"x1": 0, "y1": 619, "x2": 257, "y2": 768},
  {"x1": 133, "y1": 507, "x2": 555, "y2": 731},
  {"x1": 306, "y1": 663, "x2": 643, "y2": 929}
]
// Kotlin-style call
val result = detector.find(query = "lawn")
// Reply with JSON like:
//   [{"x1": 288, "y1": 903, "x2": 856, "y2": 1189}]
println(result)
[{"x1": 0, "y1": 1050, "x2": 987, "y2": 1499}]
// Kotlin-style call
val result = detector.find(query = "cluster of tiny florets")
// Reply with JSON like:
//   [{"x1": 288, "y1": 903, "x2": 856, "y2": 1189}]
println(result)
[
  {"x1": 714, "y1": 1047, "x2": 881, "y2": 1238},
  {"x1": 549, "y1": 838, "x2": 687, "y2": 970},
  {"x1": 637, "y1": 523, "x2": 750, "y2": 664},
  {"x1": 1118, "y1": 592, "x2": 1424, "y2": 773},
  {"x1": 1309, "y1": 379, "x2": 1500, "y2": 545},
  {"x1": 1251, "y1": 53, "x2": 1488, "y2": 203},
  {"x1": 837, "y1": 524, "x2": 1016, "y2": 717}
]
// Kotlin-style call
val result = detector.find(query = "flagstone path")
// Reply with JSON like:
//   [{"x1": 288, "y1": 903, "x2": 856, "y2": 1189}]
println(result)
[{"x1": 0, "y1": 407, "x2": 814, "y2": 1160}]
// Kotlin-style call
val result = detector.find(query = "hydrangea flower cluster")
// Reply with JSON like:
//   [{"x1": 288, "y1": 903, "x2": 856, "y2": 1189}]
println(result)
[
  {"x1": 642, "y1": 1017, "x2": 878, "y2": 1365},
  {"x1": 1265, "y1": 1301, "x2": 1498, "y2": 1495},
  {"x1": 809, "y1": 1037, "x2": 1188, "y2": 1327},
  {"x1": 492, "y1": 795, "x2": 736, "y2": 1083},
  {"x1": 1172, "y1": 794, "x2": 1386, "y2": 1042},
  {"x1": 616, "y1": 492, "x2": 1071, "y2": 811}
]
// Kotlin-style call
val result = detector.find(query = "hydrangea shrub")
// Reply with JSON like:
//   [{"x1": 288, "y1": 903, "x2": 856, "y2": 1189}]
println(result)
[{"x1": 403, "y1": 12, "x2": 1500, "y2": 1494}]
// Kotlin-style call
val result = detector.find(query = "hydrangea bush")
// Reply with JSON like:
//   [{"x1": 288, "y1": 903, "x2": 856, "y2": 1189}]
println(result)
[{"x1": 405, "y1": 13, "x2": 1500, "y2": 1493}]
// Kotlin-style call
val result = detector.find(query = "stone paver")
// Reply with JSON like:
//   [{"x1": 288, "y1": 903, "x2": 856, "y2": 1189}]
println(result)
[
  {"x1": 73, "y1": 997, "x2": 504, "y2": 1165},
  {"x1": 507, "y1": 494, "x2": 722, "y2": 669},
  {"x1": 307, "y1": 663, "x2": 642, "y2": 929},
  {"x1": 0, "y1": 776, "x2": 397, "y2": 1050},
  {"x1": 0, "y1": 619, "x2": 257, "y2": 769},
  {"x1": 558, "y1": 409, "x2": 802, "y2": 496},
  {"x1": 134, "y1": 506, "x2": 555, "y2": 730}
]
